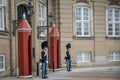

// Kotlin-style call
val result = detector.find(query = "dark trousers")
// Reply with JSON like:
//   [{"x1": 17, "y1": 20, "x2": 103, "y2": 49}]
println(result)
[
  {"x1": 42, "y1": 62, "x2": 47, "y2": 78},
  {"x1": 66, "y1": 59, "x2": 71, "y2": 71}
]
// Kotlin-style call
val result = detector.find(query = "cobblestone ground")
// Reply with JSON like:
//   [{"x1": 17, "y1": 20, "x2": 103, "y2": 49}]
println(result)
[
  {"x1": 0, "y1": 66, "x2": 120, "y2": 80},
  {"x1": 46, "y1": 66, "x2": 120, "y2": 80}
]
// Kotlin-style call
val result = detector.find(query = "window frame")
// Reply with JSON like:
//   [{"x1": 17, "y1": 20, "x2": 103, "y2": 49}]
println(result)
[
  {"x1": 38, "y1": 2, "x2": 46, "y2": 37},
  {"x1": 0, "y1": 55, "x2": 5, "y2": 72},
  {"x1": 76, "y1": 52, "x2": 91, "y2": 63},
  {"x1": 0, "y1": 0, "x2": 5, "y2": 31},
  {"x1": 106, "y1": 5, "x2": 120, "y2": 37},
  {"x1": 109, "y1": 51, "x2": 120, "y2": 61},
  {"x1": 73, "y1": 3, "x2": 92, "y2": 37}
]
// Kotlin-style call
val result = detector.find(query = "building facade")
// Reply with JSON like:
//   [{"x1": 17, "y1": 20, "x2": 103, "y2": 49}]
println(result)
[{"x1": 0, "y1": 0, "x2": 120, "y2": 76}]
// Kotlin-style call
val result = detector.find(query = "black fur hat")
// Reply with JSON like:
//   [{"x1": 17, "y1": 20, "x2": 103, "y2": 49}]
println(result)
[
  {"x1": 41, "y1": 41, "x2": 48, "y2": 49},
  {"x1": 66, "y1": 43, "x2": 71, "y2": 49}
]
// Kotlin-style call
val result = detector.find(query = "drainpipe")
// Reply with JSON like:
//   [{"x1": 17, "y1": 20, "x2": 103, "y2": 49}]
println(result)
[
  {"x1": 91, "y1": 0, "x2": 95, "y2": 62},
  {"x1": 9, "y1": 0, "x2": 13, "y2": 76},
  {"x1": 46, "y1": 0, "x2": 50, "y2": 67},
  {"x1": 58, "y1": 0, "x2": 61, "y2": 67}
]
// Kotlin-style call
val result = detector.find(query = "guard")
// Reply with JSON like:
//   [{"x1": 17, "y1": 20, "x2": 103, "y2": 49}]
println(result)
[
  {"x1": 65, "y1": 43, "x2": 72, "y2": 72},
  {"x1": 40, "y1": 41, "x2": 48, "y2": 79}
]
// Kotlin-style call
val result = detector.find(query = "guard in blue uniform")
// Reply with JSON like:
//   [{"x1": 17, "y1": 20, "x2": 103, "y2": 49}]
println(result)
[
  {"x1": 40, "y1": 41, "x2": 48, "y2": 79},
  {"x1": 65, "y1": 43, "x2": 72, "y2": 72}
]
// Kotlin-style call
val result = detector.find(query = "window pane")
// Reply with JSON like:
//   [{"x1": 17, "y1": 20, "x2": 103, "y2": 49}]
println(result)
[
  {"x1": 114, "y1": 9, "x2": 120, "y2": 21},
  {"x1": 76, "y1": 22, "x2": 82, "y2": 35},
  {"x1": 84, "y1": 53, "x2": 90, "y2": 61},
  {"x1": 83, "y1": 7, "x2": 89, "y2": 20},
  {"x1": 109, "y1": 52, "x2": 114, "y2": 60},
  {"x1": 39, "y1": 20, "x2": 44, "y2": 26},
  {"x1": 0, "y1": 55, "x2": 4, "y2": 70},
  {"x1": 39, "y1": 26, "x2": 45, "y2": 36},
  {"x1": 0, "y1": 0, "x2": 3, "y2": 5},
  {"x1": 115, "y1": 23, "x2": 120, "y2": 36},
  {"x1": 76, "y1": 12, "x2": 81, "y2": 20},
  {"x1": 0, "y1": 0, "x2": 4, "y2": 31},
  {"x1": 38, "y1": 4, "x2": 41, "y2": 18},
  {"x1": 41, "y1": 20, "x2": 45, "y2": 26},
  {"x1": 108, "y1": 9, "x2": 113, "y2": 21},
  {"x1": 109, "y1": 56, "x2": 113, "y2": 60},
  {"x1": 115, "y1": 52, "x2": 120, "y2": 60},
  {"x1": 118, "y1": 53, "x2": 120, "y2": 60},
  {"x1": 0, "y1": 63, "x2": 3, "y2": 69},
  {"x1": 76, "y1": 53, "x2": 82, "y2": 62},
  {"x1": 39, "y1": 31, "x2": 45, "y2": 36},
  {"x1": 108, "y1": 23, "x2": 113, "y2": 35},
  {"x1": 42, "y1": 7, "x2": 45, "y2": 19},
  {"x1": 0, "y1": 8, "x2": 2, "y2": 28},
  {"x1": 0, "y1": 8, "x2": 3, "y2": 30},
  {"x1": 84, "y1": 22, "x2": 89, "y2": 35},
  {"x1": 0, "y1": 56, "x2": 3, "y2": 62},
  {"x1": 76, "y1": 7, "x2": 81, "y2": 20},
  {"x1": 77, "y1": 57, "x2": 82, "y2": 62}
]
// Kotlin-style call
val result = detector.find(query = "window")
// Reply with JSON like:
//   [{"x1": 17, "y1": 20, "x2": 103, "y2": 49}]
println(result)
[
  {"x1": 38, "y1": 2, "x2": 46, "y2": 37},
  {"x1": 74, "y1": 6, "x2": 91, "y2": 37},
  {"x1": 0, "y1": 55, "x2": 5, "y2": 71},
  {"x1": 109, "y1": 51, "x2": 120, "y2": 61},
  {"x1": 107, "y1": 8, "x2": 120, "y2": 37},
  {"x1": 76, "y1": 52, "x2": 90, "y2": 63},
  {"x1": 0, "y1": 0, "x2": 5, "y2": 31}
]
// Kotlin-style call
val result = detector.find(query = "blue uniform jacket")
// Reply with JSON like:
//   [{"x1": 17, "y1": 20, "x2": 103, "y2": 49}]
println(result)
[
  {"x1": 66, "y1": 51, "x2": 71, "y2": 59},
  {"x1": 41, "y1": 51, "x2": 47, "y2": 63}
]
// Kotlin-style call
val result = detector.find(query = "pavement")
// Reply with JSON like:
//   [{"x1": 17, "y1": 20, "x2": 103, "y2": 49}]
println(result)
[{"x1": 0, "y1": 66, "x2": 120, "y2": 80}]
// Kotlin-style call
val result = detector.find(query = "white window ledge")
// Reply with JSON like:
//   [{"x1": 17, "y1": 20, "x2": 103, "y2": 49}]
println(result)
[{"x1": 73, "y1": 35, "x2": 94, "y2": 40}]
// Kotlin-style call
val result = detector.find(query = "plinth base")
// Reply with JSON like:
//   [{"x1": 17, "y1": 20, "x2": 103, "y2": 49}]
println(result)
[{"x1": 19, "y1": 75, "x2": 33, "y2": 78}]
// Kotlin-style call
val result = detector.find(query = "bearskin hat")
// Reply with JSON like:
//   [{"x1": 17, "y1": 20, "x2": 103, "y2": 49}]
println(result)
[
  {"x1": 41, "y1": 41, "x2": 48, "y2": 49},
  {"x1": 66, "y1": 43, "x2": 71, "y2": 49}
]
